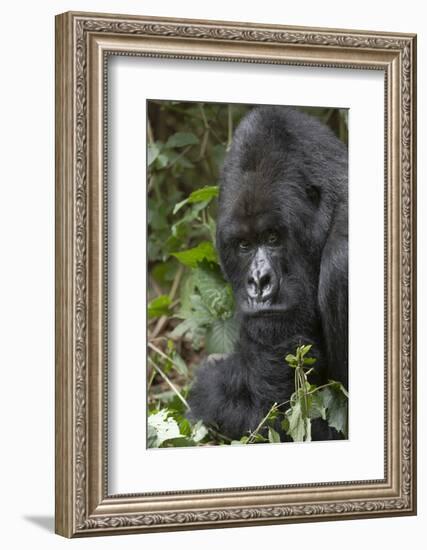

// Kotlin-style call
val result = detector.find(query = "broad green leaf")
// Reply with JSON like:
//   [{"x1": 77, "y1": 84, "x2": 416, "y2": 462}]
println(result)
[
  {"x1": 148, "y1": 295, "x2": 171, "y2": 319},
  {"x1": 285, "y1": 401, "x2": 311, "y2": 442},
  {"x1": 170, "y1": 293, "x2": 213, "y2": 349},
  {"x1": 319, "y1": 384, "x2": 348, "y2": 437},
  {"x1": 188, "y1": 185, "x2": 219, "y2": 203},
  {"x1": 171, "y1": 200, "x2": 209, "y2": 231},
  {"x1": 171, "y1": 241, "x2": 218, "y2": 268},
  {"x1": 309, "y1": 391, "x2": 327, "y2": 420},
  {"x1": 268, "y1": 427, "x2": 281, "y2": 443},
  {"x1": 193, "y1": 262, "x2": 234, "y2": 318},
  {"x1": 166, "y1": 132, "x2": 199, "y2": 148},
  {"x1": 151, "y1": 261, "x2": 177, "y2": 285},
  {"x1": 147, "y1": 410, "x2": 182, "y2": 447},
  {"x1": 205, "y1": 318, "x2": 238, "y2": 354},
  {"x1": 173, "y1": 186, "x2": 219, "y2": 214},
  {"x1": 178, "y1": 417, "x2": 192, "y2": 437},
  {"x1": 303, "y1": 357, "x2": 317, "y2": 366}
]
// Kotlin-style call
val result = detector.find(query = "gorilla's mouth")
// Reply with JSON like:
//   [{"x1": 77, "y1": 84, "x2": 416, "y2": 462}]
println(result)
[{"x1": 240, "y1": 301, "x2": 289, "y2": 317}]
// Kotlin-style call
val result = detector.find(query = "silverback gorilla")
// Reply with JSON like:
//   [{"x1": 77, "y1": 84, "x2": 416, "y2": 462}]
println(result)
[{"x1": 188, "y1": 106, "x2": 348, "y2": 441}]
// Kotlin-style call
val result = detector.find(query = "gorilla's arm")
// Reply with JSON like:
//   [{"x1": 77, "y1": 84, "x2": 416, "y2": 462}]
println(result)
[
  {"x1": 188, "y1": 353, "x2": 343, "y2": 441},
  {"x1": 188, "y1": 354, "x2": 262, "y2": 441}
]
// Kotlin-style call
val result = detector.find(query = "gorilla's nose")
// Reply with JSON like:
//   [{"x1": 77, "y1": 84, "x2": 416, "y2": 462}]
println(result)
[{"x1": 246, "y1": 253, "x2": 277, "y2": 302}]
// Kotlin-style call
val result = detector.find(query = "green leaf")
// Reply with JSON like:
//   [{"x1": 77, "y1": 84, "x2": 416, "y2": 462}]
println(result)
[
  {"x1": 171, "y1": 241, "x2": 218, "y2": 267},
  {"x1": 299, "y1": 344, "x2": 312, "y2": 358},
  {"x1": 285, "y1": 354, "x2": 298, "y2": 367},
  {"x1": 173, "y1": 186, "x2": 219, "y2": 214},
  {"x1": 285, "y1": 401, "x2": 311, "y2": 442},
  {"x1": 178, "y1": 417, "x2": 192, "y2": 437},
  {"x1": 148, "y1": 143, "x2": 160, "y2": 166},
  {"x1": 148, "y1": 295, "x2": 171, "y2": 319},
  {"x1": 319, "y1": 384, "x2": 348, "y2": 437},
  {"x1": 309, "y1": 391, "x2": 327, "y2": 420},
  {"x1": 268, "y1": 427, "x2": 281, "y2": 443},
  {"x1": 205, "y1": 318, "x2": 238, "y2": 354},
  {"x1": 156, "y1": 153, "x2": 169, "y2": 168},
  {"x1": 166, "y1": 132, "x2": 199, "y2": 148},
  {"x1": 169, "y1": 350, "x2": 188, "y2": 376},
  {"x1": 171, "y1": 200, "x2": 209, "y2": 233},
  {"x1": 147, "y1": 410, "x2": 182, "y2": 448},
  {"x1": 303, "y1": 357, "x2": 317, "y2": 366},
  {"x1": 193, "y1": 262, "x2": 234, "y2": 318},
  {"x1": 188, "y1": 185, "x2": 219, "y2": 203}
]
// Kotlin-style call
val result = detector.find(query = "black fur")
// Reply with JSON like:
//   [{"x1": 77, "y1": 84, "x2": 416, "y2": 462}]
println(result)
[{"x1": 188, "y1": 106, "x2": 348, "y2": 441}]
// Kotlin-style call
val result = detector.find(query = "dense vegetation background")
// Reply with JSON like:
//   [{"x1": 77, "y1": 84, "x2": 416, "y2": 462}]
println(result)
[{"x1": 147, "y1": 101, "x2": 348, "y2": 448}]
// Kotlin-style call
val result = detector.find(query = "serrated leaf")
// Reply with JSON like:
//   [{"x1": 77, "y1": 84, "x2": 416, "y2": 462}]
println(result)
[
  {"x1": 148, "y1": 295, "x2": 171, "y2": 319},
  {"x1": 285, "y1": 401, "x2": 311, "y2": 442},
  {"x1": 205, "y1": 318, "x2": 238, "y2": 354},
  {"x1": 147, "y1": 410, "x2": 182, "y2": 447},
  {"x1": 171, "y1": 241, "x2": 218, "y2": 267},
  {"x1": 193, "y1": 262, "x2": 234, "y2": 318},
  {"x1": 166, "y1": 132, "x2": 199, "y2": 148},
  {"x1": 319, "y1": 385, "x2": 348, "y2": 437},
  {"x1": 309, "y1": 391, "x2": 327, "y2": 420},
  {"x1": 268, "y1": 427, "x2": 281, "y2": 443}
]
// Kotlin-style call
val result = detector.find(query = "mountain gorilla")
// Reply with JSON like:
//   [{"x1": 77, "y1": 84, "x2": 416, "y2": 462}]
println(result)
[{"x1": 188, "y1": 106, "x2": 348, "y2": 441}]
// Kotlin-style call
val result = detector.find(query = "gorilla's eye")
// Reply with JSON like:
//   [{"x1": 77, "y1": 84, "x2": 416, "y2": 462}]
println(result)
[
  {"x1": 267, "y1": 231, "x2": 279, "y2": 245},
  {"x1": 238, "y1": 239, "x2": 251, "y2": 251}
]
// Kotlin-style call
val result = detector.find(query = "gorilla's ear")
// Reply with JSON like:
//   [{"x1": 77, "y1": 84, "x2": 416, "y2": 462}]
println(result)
[{"x1": 318, "y1": 202, "x2": 348, "y2": 388}]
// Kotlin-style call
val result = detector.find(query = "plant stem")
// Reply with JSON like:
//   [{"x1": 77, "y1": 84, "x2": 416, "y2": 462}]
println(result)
[
  {"x1": 147, "y1": 356, "x2": 189, "y2": 410},
  {"x1": 150, "y1": 265, "x2": 183, "y2": 340},
  {"x1": 246, "y1": 402, "x2": 278, "y2": 444},
  {"x1": 148, "y1": 341, "x2": 185, "y2": 373}
]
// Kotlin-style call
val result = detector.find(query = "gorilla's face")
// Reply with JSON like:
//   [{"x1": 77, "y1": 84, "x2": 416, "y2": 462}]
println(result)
[{"x1": 216, "y1": 177, "x2": 324, "y2": 348}]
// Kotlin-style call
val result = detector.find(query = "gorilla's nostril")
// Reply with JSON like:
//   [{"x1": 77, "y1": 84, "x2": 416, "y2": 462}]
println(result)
[{"x1": 259, "y1": 273, "x2": 271, "y2": 292}]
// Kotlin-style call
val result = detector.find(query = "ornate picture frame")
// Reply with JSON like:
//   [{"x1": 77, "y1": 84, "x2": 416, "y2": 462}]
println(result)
[{"x1": 55, "y1": 11, "x2": 417, "y2": 537}]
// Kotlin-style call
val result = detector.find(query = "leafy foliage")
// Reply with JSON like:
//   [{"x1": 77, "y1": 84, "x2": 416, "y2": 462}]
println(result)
[{"x1": 147, "y1": 100, "x2": 348, "y2": 448}]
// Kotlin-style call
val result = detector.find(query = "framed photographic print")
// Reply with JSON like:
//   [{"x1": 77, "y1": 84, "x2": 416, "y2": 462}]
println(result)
[{"x1": 55, "y1": 11, "x2": 417, "y2": 537}]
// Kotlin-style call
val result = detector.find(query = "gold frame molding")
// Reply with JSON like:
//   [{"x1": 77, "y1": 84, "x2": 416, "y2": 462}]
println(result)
[{"x1": 55, "y1": 11, "x2": 417, "y2": 538}]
